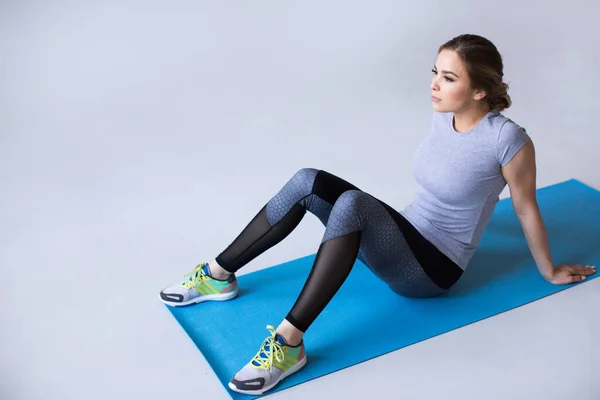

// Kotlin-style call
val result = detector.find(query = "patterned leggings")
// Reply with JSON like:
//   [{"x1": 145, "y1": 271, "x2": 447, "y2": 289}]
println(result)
[{"x1": 216, "y1": 168, "x2": 463, "y2": 332}]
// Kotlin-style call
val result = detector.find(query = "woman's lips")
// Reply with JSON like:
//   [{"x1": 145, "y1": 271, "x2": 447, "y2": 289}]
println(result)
[{"x1": 431, "y1": 95, "x2": 441, "y2": 103}]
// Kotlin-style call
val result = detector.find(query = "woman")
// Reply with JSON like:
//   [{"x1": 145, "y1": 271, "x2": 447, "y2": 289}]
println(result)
[{"x1": 159, "y1": 34, "x2": 596, "y2": 395}]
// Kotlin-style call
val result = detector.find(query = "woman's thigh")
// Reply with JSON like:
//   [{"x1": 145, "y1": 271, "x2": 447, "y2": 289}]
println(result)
[
  {"x1": 304, "y1": 169, "x2": 457, "y2": 297},
  {"x1": 347, "y1": 191, "x2": 450, "y2": 298}
]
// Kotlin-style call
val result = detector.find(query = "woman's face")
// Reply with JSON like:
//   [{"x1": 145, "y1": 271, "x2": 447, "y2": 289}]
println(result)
[{"x1": 431, "y1": 49, "x2": 486, "y2": 113}]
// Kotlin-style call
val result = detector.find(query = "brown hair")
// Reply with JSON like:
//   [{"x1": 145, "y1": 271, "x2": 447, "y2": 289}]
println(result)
[{"x1": 439, "y1": 34, "x2": 511, "y2": 111}]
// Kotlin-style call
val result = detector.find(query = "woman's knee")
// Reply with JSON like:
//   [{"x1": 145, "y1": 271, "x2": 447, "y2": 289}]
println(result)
[
  {"x1": 322, "y1": 191, "x2": 371, "y2": 241},
  {"x1": 276, "y1": 168, "x2": 319, "y2": 200},
  {"x1": 290, "y1": 168, "x2": 319, "y2": 187},
  {"x1": 332, "y1": 190, "x2": 372, "y2": 214},
  {"x1": 265, "y1": 168, "x2": 318, "y2": 224}
]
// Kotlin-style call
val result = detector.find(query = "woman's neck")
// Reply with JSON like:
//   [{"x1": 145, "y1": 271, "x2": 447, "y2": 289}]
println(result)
[{"x1": 453, "y1": 104, "x2": 492, "y2": 133}]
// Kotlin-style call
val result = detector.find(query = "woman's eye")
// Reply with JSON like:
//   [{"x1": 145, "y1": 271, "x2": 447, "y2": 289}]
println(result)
[{"x1": 433, "y1": 69, "x2": 453, "y2": 82}]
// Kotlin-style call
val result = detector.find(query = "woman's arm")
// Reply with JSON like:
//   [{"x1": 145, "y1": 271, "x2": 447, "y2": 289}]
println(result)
[
  {"x1": 501, "y1": 140, "x2": 596, "y2": 283},
  {"x1": 501, "y1": 140, "x2": 555, "y2": 279}
]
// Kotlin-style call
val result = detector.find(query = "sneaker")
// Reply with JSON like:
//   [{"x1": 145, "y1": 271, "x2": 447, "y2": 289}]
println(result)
[
  {"x1": 228, "y1": 325, "x2": 307, "y2": 395},
  {"x1": 159, "y1": 263, "x2": 238, "y2": 306}
]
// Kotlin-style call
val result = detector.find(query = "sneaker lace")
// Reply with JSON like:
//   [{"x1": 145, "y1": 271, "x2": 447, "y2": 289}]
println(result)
[
  {"x1": 251, "y1": 325, "x2": 285, "y2": 370},
  {"x1": 180, "y1": 263, "x2": 208, "y2": 289}
]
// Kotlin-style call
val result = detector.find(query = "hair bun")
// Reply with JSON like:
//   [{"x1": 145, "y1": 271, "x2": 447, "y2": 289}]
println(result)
[{"x1": 491, "y1": 82, "x2": 511, "y2": 111}]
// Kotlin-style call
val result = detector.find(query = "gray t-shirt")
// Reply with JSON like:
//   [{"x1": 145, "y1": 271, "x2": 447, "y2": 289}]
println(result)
[{"x1": 401, "y1": 110, "x2": 531, "y2": 270}]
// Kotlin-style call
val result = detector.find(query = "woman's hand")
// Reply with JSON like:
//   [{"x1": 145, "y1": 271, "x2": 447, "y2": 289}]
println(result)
[{"x1": 546, "y1": 264, "x2": 596, "y2": 285}]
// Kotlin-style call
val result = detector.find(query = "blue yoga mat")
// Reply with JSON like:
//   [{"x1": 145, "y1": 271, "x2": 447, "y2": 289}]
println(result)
[{"x1": 165, "y1": 178, "x2": 600, "y2": 399}]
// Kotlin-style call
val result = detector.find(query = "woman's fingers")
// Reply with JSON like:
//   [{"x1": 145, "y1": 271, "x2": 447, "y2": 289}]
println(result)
[
  {"x1": 568, "y1": 265, "x2": 596, "y2": 283},
  {"x1": 576, "y1": 265, "x2": 596, "y2": 275},
  {"x1": 551, "y1": 264, "x2": 596, "y2": 285}
]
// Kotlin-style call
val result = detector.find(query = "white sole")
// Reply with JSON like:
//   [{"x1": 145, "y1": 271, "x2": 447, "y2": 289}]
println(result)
[
  {"x1": 228, "y1": 354, "x2": 308, "y2": 395},
  {"x1": 159, "y1": 288, "x2": 238, "y2": 307}
]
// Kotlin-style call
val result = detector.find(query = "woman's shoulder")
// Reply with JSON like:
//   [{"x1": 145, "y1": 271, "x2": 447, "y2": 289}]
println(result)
[
  {"x1": 476, "y1": 110, "x2": 528, "y2": 143},
  {"x1": 497, "y1": 114, "x2": 527, "y2": 140},
  {"x1": 493, "y1": 112, "x2": 531, "y2": 165}
]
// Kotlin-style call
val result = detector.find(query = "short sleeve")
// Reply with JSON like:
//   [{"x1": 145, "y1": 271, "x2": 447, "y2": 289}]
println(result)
[{"x1": 496, "y1": 121, "x2": 531, "y2": 167}]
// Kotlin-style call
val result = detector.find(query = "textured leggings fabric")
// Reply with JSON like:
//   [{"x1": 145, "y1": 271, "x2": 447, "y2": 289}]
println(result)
[{"x1": 216, "y1": 168, "x2": 463, "y2": 332}]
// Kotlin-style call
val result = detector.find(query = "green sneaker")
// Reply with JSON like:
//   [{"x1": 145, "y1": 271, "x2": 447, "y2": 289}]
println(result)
[
  {"x1": 159, "y1": 263, "x2": 238, "y2": 306},
  {"x1": 228, "y1": 325, "x2": 308, "y2": 395}
]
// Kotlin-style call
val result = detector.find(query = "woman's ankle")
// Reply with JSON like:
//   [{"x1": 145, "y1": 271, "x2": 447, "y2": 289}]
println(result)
[
  {"x1": 276, "y1": 319, "x2": 304, "y2": 347},
  {"x1": 208, "y1": 260, "x2": 233, "y2": 280}
]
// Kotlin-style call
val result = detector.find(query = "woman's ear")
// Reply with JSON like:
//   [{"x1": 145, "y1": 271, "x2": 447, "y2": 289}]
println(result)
[{"x1": 473, "y1": 89, "x2": 487, "y2": 101}]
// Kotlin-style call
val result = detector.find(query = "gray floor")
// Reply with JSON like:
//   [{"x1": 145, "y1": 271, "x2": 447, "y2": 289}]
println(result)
[{"x1": 2, "y1": 1, "x2": 599, "y2": 399}]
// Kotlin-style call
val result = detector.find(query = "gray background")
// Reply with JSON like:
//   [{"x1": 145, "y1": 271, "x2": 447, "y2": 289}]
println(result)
[{"x1": 1, "y1": 1, "x2": 599, "y2": 399}]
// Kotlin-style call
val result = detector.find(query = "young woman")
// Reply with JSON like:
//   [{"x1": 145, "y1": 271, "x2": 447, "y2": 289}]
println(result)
[{"x1": 159, "y1": 34, "x2": 596, "y2": 396}]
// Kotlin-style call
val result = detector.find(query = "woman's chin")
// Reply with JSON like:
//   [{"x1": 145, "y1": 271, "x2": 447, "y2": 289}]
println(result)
[
  {"x1": 431, "y1": 101, "x2": 456, "y2": 113},
  {"x1": 431, "y1": 102, "x2": 445, "y2": 112}
]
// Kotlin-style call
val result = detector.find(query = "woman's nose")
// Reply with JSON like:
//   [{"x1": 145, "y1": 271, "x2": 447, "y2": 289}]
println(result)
[{"x1": 431, "y1": 77, "x2": 440, "y2": 91}]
